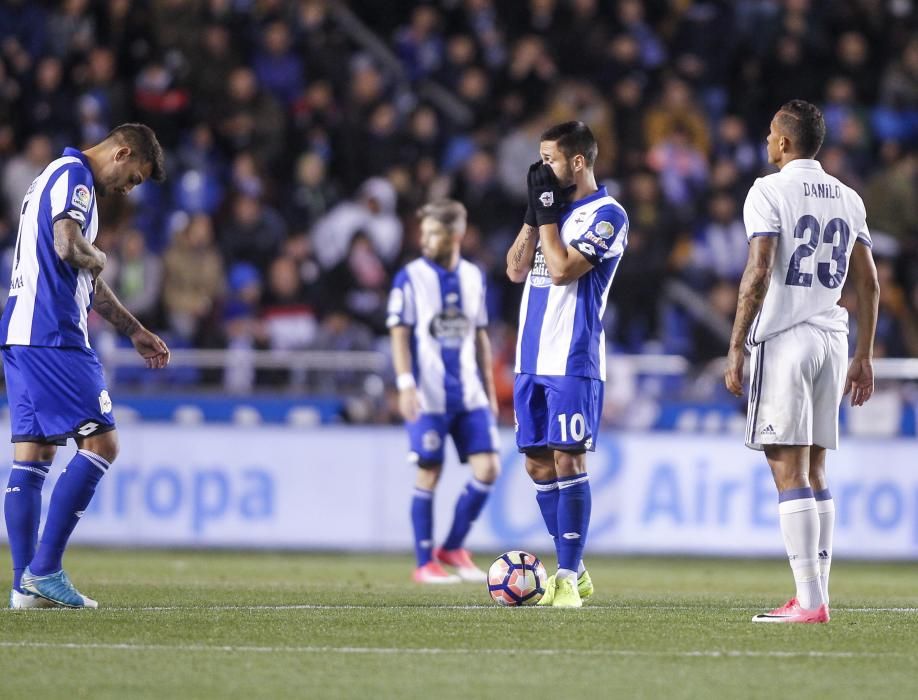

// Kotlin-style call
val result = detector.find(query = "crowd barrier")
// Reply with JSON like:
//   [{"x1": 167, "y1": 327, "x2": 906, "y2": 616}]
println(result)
[{"x1": 0, "y1": 424, "x2": 915, "y2": 559}]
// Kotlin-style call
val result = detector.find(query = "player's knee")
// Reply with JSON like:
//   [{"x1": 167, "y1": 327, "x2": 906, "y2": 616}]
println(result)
[
  {"x1": 79, "y1": 430, "x2": 119, "y2": 464},
  {"x1": 524, "y1": 451, "x2": 555, "y2": 482},
  {"x1": 554, "y1": 450, "x2": 586, "y2": 477},
  {"x1": 470, "y1": 453, "x2": 500, "y2": 484},
  {"x1": 415, "y1": 465, "x2": 442, "y2": 490},
  {"x1": 14, "y1": 442, "x2": 57, "y2": 463}
]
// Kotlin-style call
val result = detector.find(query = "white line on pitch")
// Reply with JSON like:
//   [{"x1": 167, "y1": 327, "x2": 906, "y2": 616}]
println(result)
[
  {"x1": 0, "y1": 641, "x2": 909, "y2": 659},
  {"x1": 85, "y1": 604, "x2": 918, "y2": 613}
]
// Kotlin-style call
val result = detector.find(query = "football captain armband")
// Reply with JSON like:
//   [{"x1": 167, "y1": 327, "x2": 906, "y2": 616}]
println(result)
[{"x1": 396, "y1": 373, "x2": 416, "y2": 390}]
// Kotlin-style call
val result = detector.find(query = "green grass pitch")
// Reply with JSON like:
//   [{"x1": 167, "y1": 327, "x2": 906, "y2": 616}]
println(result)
[{"x1": 1, "y1": 548, "x2": 916, "y2": 699}]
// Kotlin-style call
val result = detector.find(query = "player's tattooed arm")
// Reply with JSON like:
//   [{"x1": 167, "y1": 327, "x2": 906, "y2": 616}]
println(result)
[
  {"x1": 729, "y1": 237, "x2": 778, "y2": 350},
  {"x1": 52, "y1": 218, "x2": 105, "y2": 279},
  {"x1": 93, "y1": 277, "x2": 141, "y2": 337},
  {"x1": 725, "y1": 236, "x2": 777, "y2": 396},
  {"x1": 94, "y1": 278, "x2": 171, "y2": 368},
  {"x1": 506, "y1": 224, "x2": 538, "y2": 283}
]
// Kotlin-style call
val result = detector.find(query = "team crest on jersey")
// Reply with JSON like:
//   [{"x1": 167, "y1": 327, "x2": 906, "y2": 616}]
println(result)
[
  {"x1": 539, "y1": 191, "x2": 554, "y2": 208},
  {"x1": 99, "y1": 390, "x2": 112, "y2": 414},
  {"x1": 71, "y1": 184, "x2": 91, "y2": 212},
  {"x1": 594, "y1": 220, "x2": 614, "y2": 239}
]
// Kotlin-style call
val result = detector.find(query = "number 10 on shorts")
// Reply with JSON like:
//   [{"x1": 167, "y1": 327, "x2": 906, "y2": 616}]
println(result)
[{"x1": 557, "y1": 412, "x2": 586, "y2": 442}]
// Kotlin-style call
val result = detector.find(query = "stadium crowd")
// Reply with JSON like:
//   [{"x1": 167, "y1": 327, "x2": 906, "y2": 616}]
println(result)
[{"x1": 1, "y1": 0, "x2": 916, "y2": 406}]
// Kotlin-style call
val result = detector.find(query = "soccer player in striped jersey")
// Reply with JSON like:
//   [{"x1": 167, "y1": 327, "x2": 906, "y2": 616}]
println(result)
[
  {"x1": 388, "y1": 200, "x2": 500, "y2": 584},
  {"x1": 506, "y1": 122, "x2": 629, "y2": 607},
  {"x1": 725, "y1": 100, "x2": 879, "y2": 623},
  {"x1": 1, "y1": 124, "x2": 170, "y2": 608}
]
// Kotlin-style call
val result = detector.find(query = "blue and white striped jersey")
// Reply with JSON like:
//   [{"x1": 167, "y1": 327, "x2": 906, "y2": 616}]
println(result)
[
  {"x1": 515, "y1": 185, "x2": 628, "y2": 379},
  {"x1": 0, "y1": 148, "x2": 99, "y2": 348},
  {"x1": 387, "y1": 257, "x2": 489, "y2": 414}
]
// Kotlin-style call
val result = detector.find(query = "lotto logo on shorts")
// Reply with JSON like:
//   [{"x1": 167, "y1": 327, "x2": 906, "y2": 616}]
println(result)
[{"x1": 99, "y1": 390, "x2": 112, "y2": 414}]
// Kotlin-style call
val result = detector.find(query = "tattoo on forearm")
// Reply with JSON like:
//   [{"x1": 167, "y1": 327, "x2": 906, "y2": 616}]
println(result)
[
  {"x1": 731, "y1": 269, "x2": 770, "y2": 347},
  {"x1": 93, "y1": 278, "x2": 141, "y2": 336},
  {"x1": 510, "y1": 225, "x2": 537, "y2": 269}
]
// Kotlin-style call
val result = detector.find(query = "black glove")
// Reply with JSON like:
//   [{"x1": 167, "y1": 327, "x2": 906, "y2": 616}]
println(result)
[{"x1": 527, "y1": 162, "x2": 563, "y2": 227}]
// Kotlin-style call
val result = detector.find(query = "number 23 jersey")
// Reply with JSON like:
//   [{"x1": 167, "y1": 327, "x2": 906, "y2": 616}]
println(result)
[{"x1": 743, "y1": 159, "x2": 871, "y2": 346}]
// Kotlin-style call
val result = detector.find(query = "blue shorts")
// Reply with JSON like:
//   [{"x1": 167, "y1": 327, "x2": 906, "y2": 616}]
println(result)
[
  {"x1": 514, "y1": 373, "x2": 603, "y2": 453},
  {"x1": 2, "y1": 345, "x2": 116, "y2": 445},
  {"x1": 406, "y1": 407, "x2": 498, "y2": 468}
]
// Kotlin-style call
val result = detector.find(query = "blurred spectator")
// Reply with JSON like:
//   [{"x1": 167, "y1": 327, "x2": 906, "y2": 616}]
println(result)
[
  {"x1": 285, "y1": 152, "x2": 338, "y2": 230},
  {"x1": 312, "y1": 177, "x2": 402, "y2": 269},
  {"x1": 319, "y1": 232, "x2": 389, "y2": 333},
  {"x1": 394, "y1": 5, "x2": 445, "y2": 81},
  {"x1": 879, "y1": 36, "x2": 918, "y2": 109},
  {"x1": 219, "y1": 193, "x2": 287, "y2": 274},
  {"x1": 647, "y1": 123, "x2": 709, "y2": 211},
  {"x1": 24, "y1": 57, "x2": 74, "y2": 142},
  {"x1": 2, "y1": 135, "x2": 52, "y2": 217},
  {"x1": 47, "y1": 0, "x2": 95, "y2": 59},
  {"x1": 864, "y1": 150, "x2": 918, "y2": 250},
  {"x1": 162, "y1": 214, "x2": 225, "y2": 343},
  {"x1": 101, "y1": 228, "x2": 162, "y2": 325},
  {"x1": 254, "y1": 21, "x2": 305, "y2": 107},
  {"x1": 683, "y1": 190, "x2": 749, "y2": 286},
  {"x1": 217, "y1": 67, "x2": 285, "y2": 169},
  {"x1": 259, "y1": 255, "x2": 318, "y2": 351}
]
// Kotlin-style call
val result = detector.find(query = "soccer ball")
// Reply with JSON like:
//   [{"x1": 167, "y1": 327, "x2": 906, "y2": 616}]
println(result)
[{"x1": 487, "y1": 550, "x2": 547, "y2": 606}]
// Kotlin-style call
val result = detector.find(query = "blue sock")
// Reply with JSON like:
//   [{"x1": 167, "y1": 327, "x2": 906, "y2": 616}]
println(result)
[
  {"x1": 442, "y1": 478, "x2": 492, "y2": 551},
  {"x1": 4, "y1": 461, "x2": 51, "y2": 591},
  {"x1": 534, "y1": 479, "x2": 560, "y2": 561},
  {"x1": 29, "y1": 450, "x2": 109, "y2": 576},
  {"x1": 557, "y1": 473, "x2": 591, "y2": 572},
  {"x1": 411, "y1": 487, "x2": 434, "y2": 567}
]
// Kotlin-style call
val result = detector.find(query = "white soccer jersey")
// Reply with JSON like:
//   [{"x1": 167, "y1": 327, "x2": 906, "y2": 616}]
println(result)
[
  {"x1": 387, "y1": 257, "x2": 489, "y2": 414},
  {"x1": 515, "y1": 186, "x2": 628, "y2": 379},
  {"x1": 0, "y1": 148, "x2": 99, "y2": 348},
  {"x1": 743, "y1": 159, "x2": 871, "y2": 345}
]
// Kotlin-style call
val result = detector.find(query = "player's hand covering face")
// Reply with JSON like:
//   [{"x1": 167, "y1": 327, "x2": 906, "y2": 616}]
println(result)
[{"x1": 527, "y1": 162, "x2": 564, "y2": 227}]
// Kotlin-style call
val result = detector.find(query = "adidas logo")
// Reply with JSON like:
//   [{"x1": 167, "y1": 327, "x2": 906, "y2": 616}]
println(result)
[
  {"x1": 561, "y1": 532, "x2": 581, "y2": 540},
  {"x1": 761, "y1": 424, "x2": 776, "y2": 436},
  {"x1": 818, "y1": 550, "x2": 829, "y2": 559}
]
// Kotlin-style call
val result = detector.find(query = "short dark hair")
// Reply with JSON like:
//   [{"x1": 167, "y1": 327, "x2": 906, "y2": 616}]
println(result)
[
  {"x1": 540, "y1": 121, "x2": 598, "y2": 168},
  {"x1": 105, "y1": 123, "x2": 166, "y2": 182},
  {"x1": 775, "y1": 100, "x2": 826, "y2": 158},
  {"x1": 417, "y1": 199, "x2": 467, "y2": 234}
]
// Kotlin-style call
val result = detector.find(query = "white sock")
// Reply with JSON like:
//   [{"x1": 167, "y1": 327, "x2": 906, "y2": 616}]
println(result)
[
  {"x1": 556, "y1": 568, "x2": 577, "y2": 583},
  {"x1": 779, "y1": 495, "x2": 824, "y2": 610},
  {"x1": 577, "y1": 560, "x2": 586, "y2": 576},
  {"x1": 816, "y1": 497, "x2": 835, "y2": 605}
]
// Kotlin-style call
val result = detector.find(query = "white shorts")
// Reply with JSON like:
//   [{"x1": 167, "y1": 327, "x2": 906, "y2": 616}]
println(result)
[{"x1": 745, "y1": 323, "x2": 848, "y2": 451}]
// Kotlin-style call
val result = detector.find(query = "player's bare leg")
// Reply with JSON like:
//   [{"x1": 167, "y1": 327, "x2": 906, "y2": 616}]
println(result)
[
  {"x1": 753, "y1": 445, "x2": 828, "y2": 623},
  {"x1": 809, "y1": 446, "x2": 834, "y2": 605},
  {"x1": 6, "y1": 442, "x2": 58, "y2": 608},
  {"x1": 434, "y1": 452, "x2": 499, "y2": 582}
]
